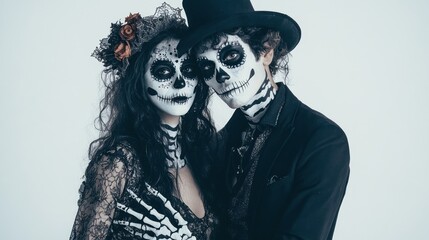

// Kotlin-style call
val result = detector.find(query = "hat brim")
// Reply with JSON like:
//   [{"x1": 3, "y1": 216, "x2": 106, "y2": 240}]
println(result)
[{"x1": 177, "y1": 11, "x2": 301, "y2": 56}]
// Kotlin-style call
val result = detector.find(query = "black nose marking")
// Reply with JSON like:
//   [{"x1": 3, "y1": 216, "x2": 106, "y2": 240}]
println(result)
[
  {"x1": 216, "y1": 68, "x2": 230, "y2": 83},
  {"x1": 173, "y1": 76, "x2": 186, "y2": 89}
]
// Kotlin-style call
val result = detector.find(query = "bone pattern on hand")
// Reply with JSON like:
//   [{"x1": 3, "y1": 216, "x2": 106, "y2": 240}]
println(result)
[{"x1": 113, "y1": 183, "x2": 196, "y2": 240}]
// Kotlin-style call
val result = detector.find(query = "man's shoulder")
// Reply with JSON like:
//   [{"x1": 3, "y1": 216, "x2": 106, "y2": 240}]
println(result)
[
  {"x1": 273, "y1": 87, "x2": 348, "y2": 147},
  {"x1": 273, "y1": 92, "x2": 350, "y2": 176},
  {"x1": 295, "y1": 101, "x2": 347, "y2": 139},
  {"x1": 299, "y1": 101, "x2": 342, "y2": 125}
]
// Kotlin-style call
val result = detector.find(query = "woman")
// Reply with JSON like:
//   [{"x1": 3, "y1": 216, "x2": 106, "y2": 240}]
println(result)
[{"x1": 70, "y1": 3, "x2": 217, "y2": 239}]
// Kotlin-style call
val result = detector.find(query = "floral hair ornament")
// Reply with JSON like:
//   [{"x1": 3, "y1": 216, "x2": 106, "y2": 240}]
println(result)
[{"x1": 92, "y1": 2, "x2": 187, "y2": 77}]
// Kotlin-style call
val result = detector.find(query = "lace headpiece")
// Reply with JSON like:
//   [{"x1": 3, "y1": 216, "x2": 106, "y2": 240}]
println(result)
[{"x1": 92, "y1": 2, "x2": 187, "y2": 77}]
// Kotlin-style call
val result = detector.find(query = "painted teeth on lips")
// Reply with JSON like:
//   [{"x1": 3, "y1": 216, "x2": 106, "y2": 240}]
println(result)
[
  {"x1": 219, "y1": 80, "x2": 249, "y2": 97},
  {"x1": 157, "y1": 94, "x2": 191, "y2": 104},
  {"x1": 172, "y1": 96, "x2": 190, "y2": 104}
]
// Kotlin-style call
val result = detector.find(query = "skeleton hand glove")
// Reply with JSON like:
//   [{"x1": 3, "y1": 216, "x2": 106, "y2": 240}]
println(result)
[{"x1": 113, "y1": 183, "x2": 196, "y2": 240}]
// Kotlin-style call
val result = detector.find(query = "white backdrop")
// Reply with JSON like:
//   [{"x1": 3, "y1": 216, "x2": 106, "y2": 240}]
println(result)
[{"x1": 1, "y1": 0, "x2": 428, "y2": 239}]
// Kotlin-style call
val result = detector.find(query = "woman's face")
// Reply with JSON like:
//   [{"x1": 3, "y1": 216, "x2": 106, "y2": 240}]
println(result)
[{"x1": 144, "y1": 38, "x2": 198, "y2": 117}]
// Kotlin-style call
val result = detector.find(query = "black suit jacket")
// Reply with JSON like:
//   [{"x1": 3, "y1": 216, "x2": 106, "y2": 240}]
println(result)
[{"x1": 212, "y1": 84, "x2": 350, "y2": 240}]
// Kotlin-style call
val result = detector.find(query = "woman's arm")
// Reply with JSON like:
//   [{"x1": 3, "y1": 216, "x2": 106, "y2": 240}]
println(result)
[{"x1": 70, "y1": 154, "x2": 128, "y2": 240}]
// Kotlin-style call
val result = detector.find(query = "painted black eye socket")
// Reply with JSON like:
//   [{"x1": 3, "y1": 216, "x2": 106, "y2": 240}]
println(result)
[
  {"x1": 150, "y1": 60, "x2": 176, "y2": 81},
  {"x1": 197, "y1": 59, "x2": 215, "y2": 81},
  {"x1": 219, "y1": 44, "x2": 245, "y2": 68},
  {"x1": 180, "y1": 60, "x2": 198, "y2": 79}
]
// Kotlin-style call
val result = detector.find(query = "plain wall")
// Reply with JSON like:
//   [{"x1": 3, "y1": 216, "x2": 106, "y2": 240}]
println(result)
[{"x1": 1, "y1": 0, "x2": 428, "y2": 239}]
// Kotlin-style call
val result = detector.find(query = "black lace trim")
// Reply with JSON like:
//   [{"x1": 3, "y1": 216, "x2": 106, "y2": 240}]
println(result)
[{"x1": 70, "y1": 143, "x2": 217, "y2": 240}]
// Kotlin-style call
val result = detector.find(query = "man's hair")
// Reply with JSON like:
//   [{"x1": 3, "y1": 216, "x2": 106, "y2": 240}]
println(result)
[{"x1": 193, "y1": 27, "x2": 289, "y2": 77}]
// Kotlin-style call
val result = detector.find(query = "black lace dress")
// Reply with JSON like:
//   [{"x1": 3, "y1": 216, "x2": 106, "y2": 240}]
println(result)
[{"x1": 70, "y1": 143, "x2": 216, "y2": 240}]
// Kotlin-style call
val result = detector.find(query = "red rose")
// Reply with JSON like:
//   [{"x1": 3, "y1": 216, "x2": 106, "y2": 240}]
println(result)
[
  {"x1": 114, "y1": 41, "x2": 131, "y2": 61},
  {"x1": 125, "y1": 13, "x2": 142, "y2": 25},
  {"x1": 120, "y1": 24, "x2": 135, "y2": 41}
]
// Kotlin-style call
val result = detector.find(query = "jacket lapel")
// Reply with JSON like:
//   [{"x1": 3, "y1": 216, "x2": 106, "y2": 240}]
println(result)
[
  {"x1": 248, "y1": 85, "x2": 301, "y2": 227},
  {"x1": 220, "y1": 110, "x2": 248, "y2": 194}
]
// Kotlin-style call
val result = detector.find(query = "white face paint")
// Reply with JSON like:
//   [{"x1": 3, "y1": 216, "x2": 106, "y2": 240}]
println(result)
[
  {"x1": 196, "y1": 34, "x2": 267, "y2": 108},
  {"x1": 144, "y1": 38, "x2": 198, "y2": 117}
]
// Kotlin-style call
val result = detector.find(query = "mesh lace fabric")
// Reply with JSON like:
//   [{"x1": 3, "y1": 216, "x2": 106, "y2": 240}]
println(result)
[{"x1": 70, "y1": 143, "x2": 216, "y2": 240}]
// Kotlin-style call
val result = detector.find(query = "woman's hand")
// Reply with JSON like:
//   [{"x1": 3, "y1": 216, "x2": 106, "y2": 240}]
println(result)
[{"x1": 113, "y1": 183, "x2": 196, "y2": 240}]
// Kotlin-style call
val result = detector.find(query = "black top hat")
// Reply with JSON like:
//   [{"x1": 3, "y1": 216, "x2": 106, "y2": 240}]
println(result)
[{"x1": 177, "y1": 0, "x2": 301, "y2": 56}]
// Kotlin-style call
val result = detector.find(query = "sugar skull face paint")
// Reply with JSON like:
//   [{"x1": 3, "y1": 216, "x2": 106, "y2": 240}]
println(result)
[
  {"x1": 196, "y1": 34, "x2": 267, "y2": 108},
  {"x1": 144, "y1": 38, "x2": 198, "y2": 117}
]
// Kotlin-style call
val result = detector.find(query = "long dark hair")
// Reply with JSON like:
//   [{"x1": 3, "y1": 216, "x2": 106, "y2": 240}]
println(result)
[{"x1": 87, "y1": 27, "x2": 215, "y2": 200}]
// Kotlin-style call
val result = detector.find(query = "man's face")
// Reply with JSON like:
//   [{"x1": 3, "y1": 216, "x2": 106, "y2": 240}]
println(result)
[
  {"x1": 144, "y1": 38, "x2": 198, "y2": 117},
  {"x1": 196, "y1": 34, "x2": 267, "y2": 108}
]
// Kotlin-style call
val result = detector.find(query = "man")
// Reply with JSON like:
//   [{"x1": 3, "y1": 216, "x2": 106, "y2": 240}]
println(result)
[{"x1": 177, "y1": 0, "x2": 350, "y2": 239}]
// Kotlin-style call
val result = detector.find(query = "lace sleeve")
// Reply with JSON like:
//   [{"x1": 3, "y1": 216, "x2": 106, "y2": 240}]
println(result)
[{"x1": 70, "y1": 152, "x2": 128, "y2": 240}]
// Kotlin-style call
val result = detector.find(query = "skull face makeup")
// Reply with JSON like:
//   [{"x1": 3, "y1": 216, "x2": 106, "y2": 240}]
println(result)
[
  {"x1": 196, "y1": 34, "x2": 267, "y2": 108},
  {"x1": 144, "y1": 38, "x2": 198, "y2": 117}
]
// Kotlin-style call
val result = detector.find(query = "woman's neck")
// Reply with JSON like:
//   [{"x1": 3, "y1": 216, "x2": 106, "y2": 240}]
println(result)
[
  {"x1": 240, "y1": 74, "x2": 277, "y2": 127},
  {"x1": 160, "y1": 120, "x2": 186, "y2": 169}
]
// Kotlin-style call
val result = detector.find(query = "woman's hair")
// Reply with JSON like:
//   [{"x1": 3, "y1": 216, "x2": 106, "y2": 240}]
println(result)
[
  {"x1": 87, "y1": 27, "x2": 215, "y2": 200},
  {"x1": 193, "y1": 27, "x2": 290, "y2": 77}
]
